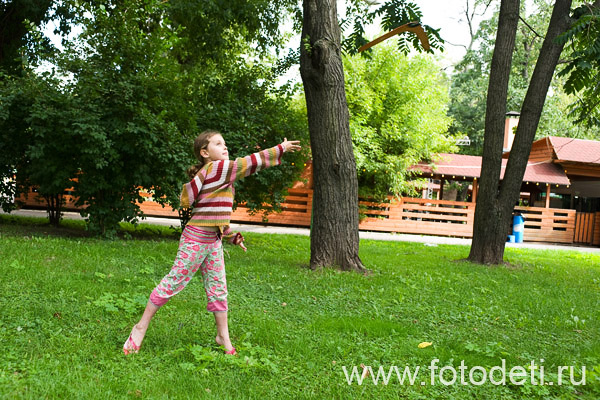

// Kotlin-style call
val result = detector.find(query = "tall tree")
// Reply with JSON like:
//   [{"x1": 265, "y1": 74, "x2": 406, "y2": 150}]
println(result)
[
  {"x1": 300, "y1": 0, "x2": 365, "y2": 271},
  {"x1": 300, "y1": 0, "x2": 439, "y2": 271},
  {"x1": 468, "y1": 0, "x2": 574, "y2": 264}
]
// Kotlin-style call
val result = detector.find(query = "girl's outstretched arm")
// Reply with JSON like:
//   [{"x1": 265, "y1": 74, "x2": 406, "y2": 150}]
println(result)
[
  {"x1": 204, "y1": 138, "x2": 301, "y2": 188},
  {"x1": 182, "y1": 139, "x2": 301, "y2": 207}
]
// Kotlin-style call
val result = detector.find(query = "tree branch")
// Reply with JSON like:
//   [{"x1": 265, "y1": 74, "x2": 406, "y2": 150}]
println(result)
[
  {"x1": 519, "y1": 15, "x2": 544, "y2": 38},
  {"x1": 444, "y1": 40, "x2": 468, "y2": 50}
]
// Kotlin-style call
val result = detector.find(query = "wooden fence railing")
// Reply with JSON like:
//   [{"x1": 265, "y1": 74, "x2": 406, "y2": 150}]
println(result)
[
  {"x1": 18, "y1": 186, "x2": 590, "y2": 244},
  {"x1": 514, "y1": 206, "x2": 576, "y2": 244},
  {"x1": 230, "y1": 188, "x2": 312, "y2": 226},
  {"x1": 594, "y1": 212, "x2": 600, "y2": 246},
  {"x1": 18, "y1": 187, "x2": 81, "y2": 210},
  {"x1": 232, "y1": 193, "x2": 477, "y2": 238},
  {"x1": 573, "y1": 212, "x2": 596, "y2": 244},
  {"x1": 358, "y1": 197, "x2": 475, "y2": 237}
]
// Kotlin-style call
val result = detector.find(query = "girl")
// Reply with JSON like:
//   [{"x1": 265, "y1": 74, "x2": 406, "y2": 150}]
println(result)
[{"x1": 123, "y1": 130, "x2": 301, "y2": 355}]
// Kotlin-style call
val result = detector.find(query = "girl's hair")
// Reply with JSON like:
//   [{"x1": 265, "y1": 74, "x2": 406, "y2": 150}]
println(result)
[{"x1": 186, "y1": 130, "x2": 221, "y2": 179}]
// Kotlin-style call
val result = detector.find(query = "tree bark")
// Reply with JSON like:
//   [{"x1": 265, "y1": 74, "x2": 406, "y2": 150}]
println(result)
[
  {"x1": 468, "y1": 0, "x2": 573, "y2": 264},
  {"x1": 300, "y1": 0, "x2": 365, "y2": 271},
  {"x1": 44, "y1": 194, "x2": 63, "y2": 227},
  {"x1": 498, "y1": 0, "x2": 572, "y2": 226},
  {"x1": 468, "y1": 0, "x2": 521, "y2": 264}
]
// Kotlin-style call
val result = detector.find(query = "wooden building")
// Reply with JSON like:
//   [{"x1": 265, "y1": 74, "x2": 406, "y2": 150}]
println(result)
[
  {"x1": 509, "y1": 136, "x2": 600, "y2": 245},
  {"x1": 409, "y1": 151, "x2": 577, "y2": 244}
]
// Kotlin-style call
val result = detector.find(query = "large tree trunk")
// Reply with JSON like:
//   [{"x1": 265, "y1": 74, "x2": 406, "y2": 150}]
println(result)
[
  {"x1": 469, "y1": 0, "x2": 573, "y2": 264},
  {"x1": 300, "y1": 0, "x2": 365, "y2": 271},
  {"x1": 468, "y1": 0, "x2": 521, "y2": 264}
]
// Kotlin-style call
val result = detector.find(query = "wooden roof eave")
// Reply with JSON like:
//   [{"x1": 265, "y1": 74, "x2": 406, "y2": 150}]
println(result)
[{"x1": 556, "y1": 160, "x2": 600, "y2": 178}]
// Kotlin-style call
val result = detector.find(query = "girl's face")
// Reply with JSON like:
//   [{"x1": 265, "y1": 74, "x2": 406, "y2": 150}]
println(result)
[{"x1": 201, "y1": 134, "x2": 229, "y2": 162}]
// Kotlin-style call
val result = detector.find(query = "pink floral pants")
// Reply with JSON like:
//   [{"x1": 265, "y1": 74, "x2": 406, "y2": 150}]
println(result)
[{"x1": 149, "y1": 226, "x2": 228, "y2": 312}]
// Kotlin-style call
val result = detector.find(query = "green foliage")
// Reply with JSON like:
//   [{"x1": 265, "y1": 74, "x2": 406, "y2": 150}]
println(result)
[
  {"x1": 343, "y1": 43, "x2": 456, "y2": 199},
  {"x1": 20, "y1": 74, "x2": 79, "y2": 226},
  {"x1": 0, "y1": 74, "x2": 29, "y2": 212},
  {"x1": 448, "y1": 50, "x2": 489, "y2": 155},
  {"x1": 341, "y1": 0, "x2": 444, "y2": 55},
  {"x1": 163, "y1": 0, "x2": 309, "y2": 214},
  {"x1": 0, "y1": 71, "x2": 79, "y2": 225},
  {"x1": 0, "y1": 0, "x2": 55, "y2": 74},
  {"x1": 557, "y1": 3, "x2": 600, "y2": 127},
  {"x1": 166, "y1": 0, "x2": 300, "y2": 65},
  {"x1": 45, "y1": 0, "x2": 192, "y2": 236},
  {"x1": 1, "y1": 0, "x2": 194, "y2": 234}
]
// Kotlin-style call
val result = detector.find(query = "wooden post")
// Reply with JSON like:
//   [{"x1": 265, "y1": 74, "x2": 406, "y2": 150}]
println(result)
[
  {"x1": 529, "y1": 191, "x2": 535, "y2": 207},
  {"x1": 570, "y1": 193, "x2": 574, "y2": 209},
  {"x1": 472, "y1": 178, "x2": 478, "y2": 203},
  {"x1": 439, "y1": 179, "x2": 444, "y2": 201},
  {"x1": 545, "y1": 184, "x2": 551, "y2": 208}
]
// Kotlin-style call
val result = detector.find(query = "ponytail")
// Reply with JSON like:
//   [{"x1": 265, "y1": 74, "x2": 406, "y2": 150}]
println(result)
[{"x1": 186, "y1": 162, "x2": 204, "y2": 180}]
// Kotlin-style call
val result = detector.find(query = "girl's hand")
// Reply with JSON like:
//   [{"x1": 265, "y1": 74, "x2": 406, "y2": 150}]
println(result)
[
  {"x1": 282, "y1": 138, "x2": 301, "y2": 153},
  {"x1": 231, "y1": 232, "x2": 247, "y2": 252}
]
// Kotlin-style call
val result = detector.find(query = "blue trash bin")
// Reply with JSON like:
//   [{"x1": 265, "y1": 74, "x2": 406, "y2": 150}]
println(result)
[{"x1": 513, "y1": 214, "x2": 524, "y2": 243}]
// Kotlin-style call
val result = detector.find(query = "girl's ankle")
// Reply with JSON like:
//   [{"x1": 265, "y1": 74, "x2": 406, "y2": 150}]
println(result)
[
  {"x1": 134, "y1": 323, "x2": 148, "y2": 331},
  {"x1": 216, "y1": 334, "x2": 231, "y2": 346}
]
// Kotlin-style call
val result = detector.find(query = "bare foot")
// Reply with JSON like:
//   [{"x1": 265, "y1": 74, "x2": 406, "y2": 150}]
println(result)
[
  {"x1": 124, "y1": 324, "x2": 147, "y2": 354},
  {"x1": 215, "y1": 334, "x2": 234, "y2": 353}
]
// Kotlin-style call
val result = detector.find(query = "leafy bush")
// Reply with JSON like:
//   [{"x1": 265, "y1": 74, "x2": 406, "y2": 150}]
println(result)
[{"x1": 343, "y1": 44, "x2": 457, "y2": 200}]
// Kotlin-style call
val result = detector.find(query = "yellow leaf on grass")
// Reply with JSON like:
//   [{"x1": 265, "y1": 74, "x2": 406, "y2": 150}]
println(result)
[{"x1": 418, "y1": 341, "x2": 433, "y2": 349}]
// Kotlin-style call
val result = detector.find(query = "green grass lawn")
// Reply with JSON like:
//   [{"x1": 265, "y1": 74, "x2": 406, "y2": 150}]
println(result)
[{"x1": 1, "y1": 214, "x2": 599, "y2": 399}]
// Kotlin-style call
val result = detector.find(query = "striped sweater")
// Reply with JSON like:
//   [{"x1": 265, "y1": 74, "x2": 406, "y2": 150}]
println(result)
[{"x1": 180, "y1": 144, "x2": 285, "y2": 230}]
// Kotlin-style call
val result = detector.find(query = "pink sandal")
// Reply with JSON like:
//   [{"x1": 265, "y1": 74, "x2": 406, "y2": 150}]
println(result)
[
  {"x1": 224, "y1": 347, "x2": 237, "y2": 356},
  {"x1": 123, "y1": 334, "x2": 141, "y2": 355}
]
